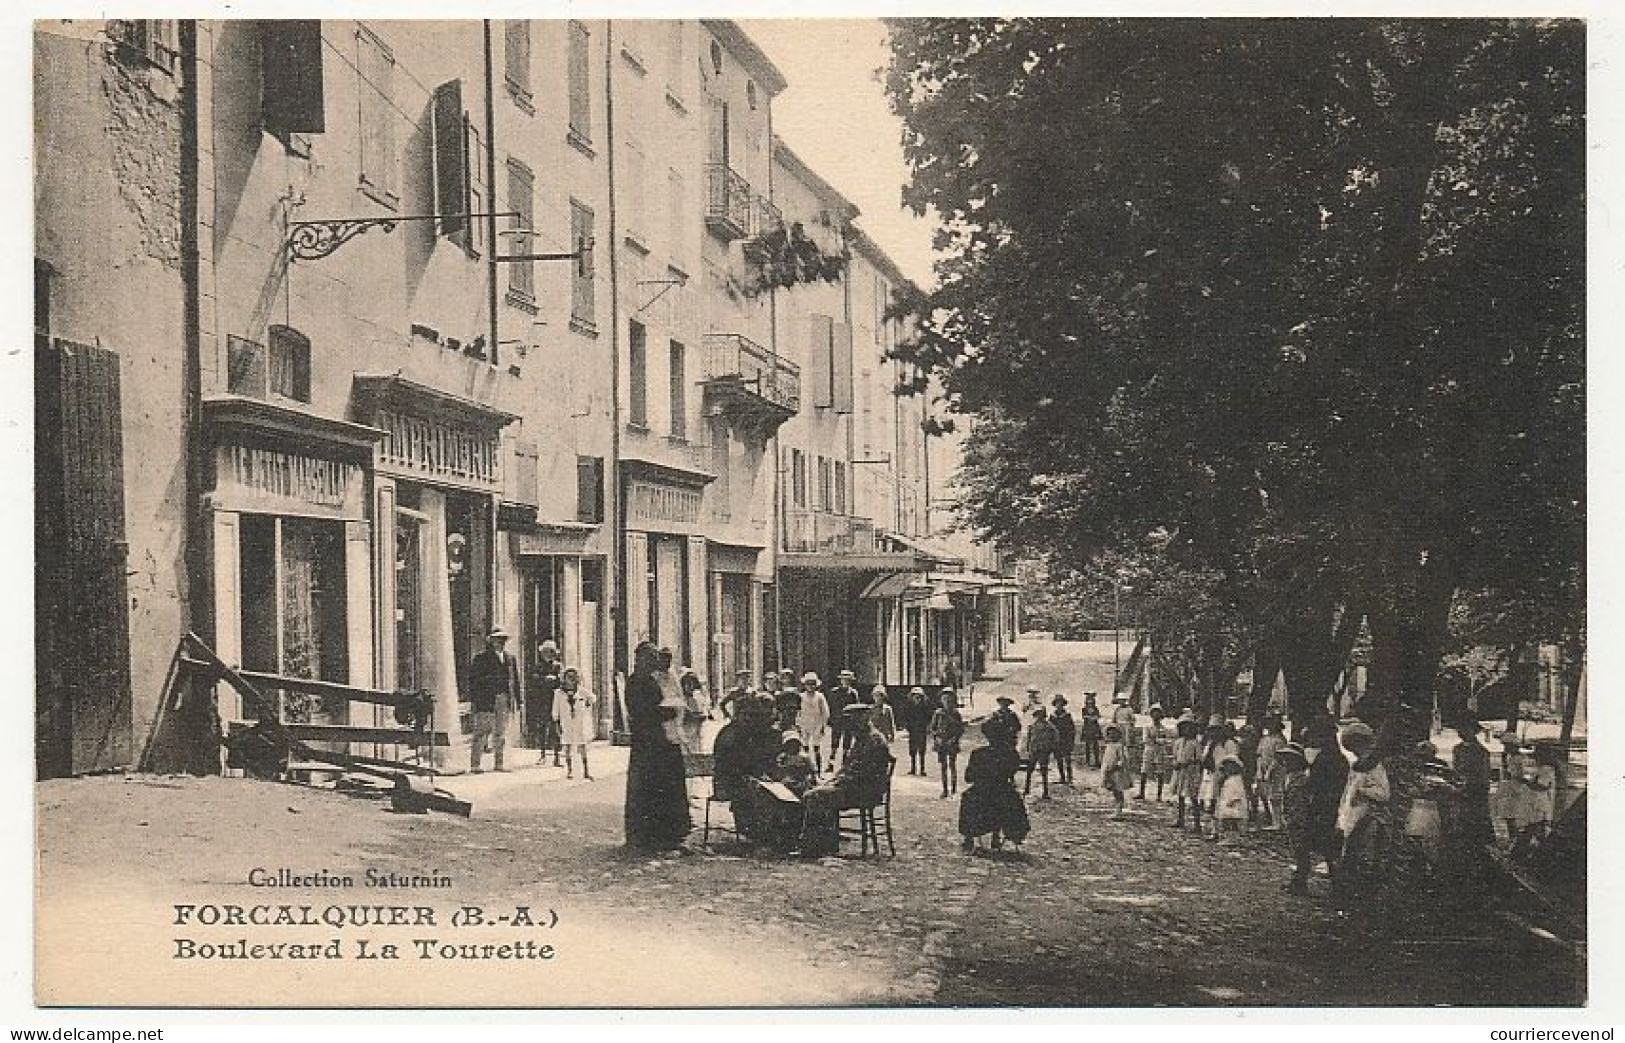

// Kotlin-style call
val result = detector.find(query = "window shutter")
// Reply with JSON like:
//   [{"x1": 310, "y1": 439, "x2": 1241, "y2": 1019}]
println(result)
[
  {"x1": 628, "y1": 321, "x2": 648, "y2": 425},
  {"x1": 571, "y1": 201, "x2": 596, "y2": 324},
  {"x1": 432, "y1": 79, "x2": 467, "y2": 240},
  {"x1": 507, "y1": 160, "x2": 535, "y2": 298},
  {"x1": 36, "y1": 338, "x2": 133, "y2": 775},
  {"x1": 227, "y1": 336, "x2": 268, "y2": 398},
  {"x1": 568, "y1": 21, "x2": 591, "y2": 139},
  {"x1": 504, "y1": 20, "x2": 531, "y2": 96},
  {"x1": 356, "y1": 27, "x2": 397, "y2": 202},
  {"x1": 576, "y1": 456, "x2": 604, "y2": 524},
  {"x1": 262, "y1": 21, "x2": 326, "y2": 134},
  {"x1": 808, "y1": 315, "x2": 833, "y2": 408},
  {"x1": 831, "y1": 321, "x2": 853, "y2": 414},
  {"x1": 268, "y1": 325, "x2": 311, "y2": 402}
]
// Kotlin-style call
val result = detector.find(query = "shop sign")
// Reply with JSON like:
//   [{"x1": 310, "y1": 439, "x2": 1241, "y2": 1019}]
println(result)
[
  {"x1": 214, "y1": 445, "x2": 365, "y2": 517},
  {"x1": 628, "y1": 480, "x2": 702, "y2": 532},
  {"x1": 375, "y1": 409, "x2": 500, "y2": 492}
]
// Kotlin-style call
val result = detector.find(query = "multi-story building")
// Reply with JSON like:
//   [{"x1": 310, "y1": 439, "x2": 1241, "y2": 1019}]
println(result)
[{"x1": 33, "y1": 17, "x2": 1017, "y2": 779}]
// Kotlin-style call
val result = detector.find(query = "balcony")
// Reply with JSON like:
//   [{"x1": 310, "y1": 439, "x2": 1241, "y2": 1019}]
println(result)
[
  {"x1": 702, "y1": 332, "x2": 800, "y2": 439},
  {"x1": 784, "y1": 510, "x2": 878, "y2": 554},
  {"x1": 705, "y1": 164, "x2": 754, "y2": 241}
]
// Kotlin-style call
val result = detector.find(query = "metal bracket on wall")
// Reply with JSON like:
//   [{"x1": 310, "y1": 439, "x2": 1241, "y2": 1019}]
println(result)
[
  {"x1": 635, "y1": 277, "x2": 686, "y2": 314},
  {"x1": 286, "y1": 211, "x2": 520, "y2": 262}
]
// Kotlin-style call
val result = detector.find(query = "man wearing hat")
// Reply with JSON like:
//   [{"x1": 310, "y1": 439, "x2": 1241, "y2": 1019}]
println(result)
[
  {"x1": 826, "y1": 668, "x2": 863, "y2": 767},
  {"x1": 984, "y1": 695, "x2": 1021, "y2": 750},
  {"x1": 469, "y1": 628, "x2": 520, "y2": 773},
  {"x1": 1050, "y1": 695, "x2": 1077, "y2": 786}
]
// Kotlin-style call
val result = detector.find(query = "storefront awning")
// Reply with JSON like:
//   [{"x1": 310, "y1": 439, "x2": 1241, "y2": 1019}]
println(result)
[
  {"x1": 859, "y1": 572, "x2": 932, "y2": 600},
  {"x1": 351, "y1": 373, "x2": 519, "y2": 430},
  {"x1": 878, "y1": 530, "x2": 964, "y2": 567},
  {"x1": 204, "y1": 394, "x2": 386, "y2": 459}
]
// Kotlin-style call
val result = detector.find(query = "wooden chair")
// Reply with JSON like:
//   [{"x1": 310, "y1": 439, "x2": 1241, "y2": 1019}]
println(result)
[
  {"x1": 837, "y1": 756, "x2": 897, "y2": 858},
  {"x1": 683, "y1": 753, "x2": 737, "y2": 847}
]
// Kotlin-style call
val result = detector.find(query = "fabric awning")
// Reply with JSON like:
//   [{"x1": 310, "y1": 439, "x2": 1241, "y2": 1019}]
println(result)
[
  {"x1": 878, "y1": 530, "x2": 964, "y2": 566},
  {"x1": 859, "y1": 572, "x2": 930, "y2": 600}
]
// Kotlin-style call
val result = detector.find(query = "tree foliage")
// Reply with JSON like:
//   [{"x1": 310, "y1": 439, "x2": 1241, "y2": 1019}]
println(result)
[{"x1": 883, "y1": 19, "x2": 1583, "y2": 731}]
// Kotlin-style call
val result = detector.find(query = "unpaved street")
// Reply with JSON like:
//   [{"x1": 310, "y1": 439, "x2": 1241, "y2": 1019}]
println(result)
[{"x1": 36, "y1": 640, "x2": 1583, "y2": 1007}]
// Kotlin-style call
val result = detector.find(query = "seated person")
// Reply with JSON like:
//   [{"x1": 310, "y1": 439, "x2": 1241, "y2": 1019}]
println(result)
[
  {"x1": 960, "y1": 718, "x2": 1031, "y2": 852},
  {"x1": 775, "y1": 733, "x2": 818, "y2": 796},
  {"x1": 711, "y1": 698, "x2": 780, "y2": 842},
  {"x1": 799, "y1": 705, "x2": 894, "y2": 856}
]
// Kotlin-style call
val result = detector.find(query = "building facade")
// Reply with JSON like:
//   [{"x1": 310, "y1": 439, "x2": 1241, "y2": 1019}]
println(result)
[{"x1": 33, "y1": 18, "x2": 1018, "y2": 778}]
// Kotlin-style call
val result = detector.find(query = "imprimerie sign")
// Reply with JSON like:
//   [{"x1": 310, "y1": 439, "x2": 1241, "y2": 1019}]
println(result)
[
  {"x1": 374, "y1": 408, "x2": 501, "y2": 492},
  {"x1": 628, "y1": 480, "x2": 703, "y2": 532},
  {"x1": 213, "y1": 444, "x2": 365, "y2": 519}
]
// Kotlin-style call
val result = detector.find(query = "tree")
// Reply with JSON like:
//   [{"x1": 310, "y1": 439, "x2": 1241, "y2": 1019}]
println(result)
[{"x1": 884, "y1": 19, "x2": 1583, "y2": 740}]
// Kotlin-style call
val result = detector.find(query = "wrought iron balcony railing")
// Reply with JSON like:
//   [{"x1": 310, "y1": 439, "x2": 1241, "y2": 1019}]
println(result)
[
  {"x1": 705, "y1": 164, "x2": 753, "y2": 240},
  {"x1": 702, "y1": 332, "x2": 800, "y2": 414},
  {"x1": 783, "y1": 509, "x2": 880, "y2": 555}
]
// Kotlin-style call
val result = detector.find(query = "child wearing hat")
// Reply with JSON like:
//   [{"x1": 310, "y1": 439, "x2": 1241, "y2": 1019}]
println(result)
[
  {"x1": 1100, "y1": 725, "x2": 1132, "y2": 818},
  {"x1": 928, "y1": 691, "x2": 967, "y2": 798},
  {"x1": 1050, "y1": 696, "x2": 1077, "y2": 786},
  {"x1": 1275, "y1": 742, "x2": 1317, "y2": 892},
  {"x1": 1170, "y1": 717, "x2": 1204, "y2": 830},
  {"x1": 775, "y1": 733, "x2": 818, "y2": 797},
  {"x1": 1022, "y1": 706, "x2": 1059, "y2": 799},
  {"x1": 1213, "y1": 755, "x2": 1249, "y2": 843}
]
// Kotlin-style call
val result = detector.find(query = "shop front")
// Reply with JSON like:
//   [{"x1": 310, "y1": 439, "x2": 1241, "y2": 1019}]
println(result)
[
  {"x1": 352, "y1": 375, "x2": 517, "y2": 766},
  {"x1": 707, "y1": 542, "x2": 765, "y2": 693},
  {"x1": 203, "y1": 396, "x2": 381, "y2": 731},
  {"x1": 513, "y1": 526, "x2": 609, "y2": 739},
  {"x1": 622, "y1": 460, "x2": 713, "y2": 676}
]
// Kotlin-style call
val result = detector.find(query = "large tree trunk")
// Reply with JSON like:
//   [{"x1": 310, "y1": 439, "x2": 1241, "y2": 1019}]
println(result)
[
  {"x1": 1248, "y1": 639, "x2": 1280, "y2": 728},
  {"x1": 1365, "y1": 553, "x2": 1455, "y2": 752},
  {"x1": 1277, "y1": 599, "x2": 1361, "y2": 740},
  {"x1": 1558, "y1": 641, "x2": 1584, "y2": 746}
]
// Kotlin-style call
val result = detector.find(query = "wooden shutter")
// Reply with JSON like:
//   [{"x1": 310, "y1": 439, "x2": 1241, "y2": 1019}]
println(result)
[
  {"x1": 628, "y1": 321, "x2": 647, "y2": 425},
  {"x1": 507, "y1": 159, "x2": 535, "y2": 298},
  {"x1": 262, "y1": 21, "x2": 326, "y2": 134},
  {"x1": 831, "y1": 320, "x2": 853, "y2": 414},
  {"x1": 35, "y1": 339, "x2": 133, "y2": 777},
  {"x1": 504, "y1": 20, "x2": 531, "y2": 97},
  {"x1": 356, "y1": 27, "x2": 397, "y2": 201},
  {"x1": 576, "y1": 456, "x2": 604, "y2": 524},
  {"x1": 432, "y1": 79, "x2": 468, "y2": 240},
  {"x1": 571, "y1": 201, "x2": 596, "y2": 324},
  {"x1": 568, "y1": 21, "x2": 591, "y2": 139},
  {"x1": 227, "y1": 335, "x2": 268, "y2": 398},
  {"x1": 808, "y1": 314, "x2": 833, "y2": 408}
]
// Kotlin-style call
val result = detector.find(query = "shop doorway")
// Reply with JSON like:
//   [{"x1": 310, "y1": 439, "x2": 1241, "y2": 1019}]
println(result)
[{"x1": 238, "y1": 514, "x2": 349, "y2": 722}]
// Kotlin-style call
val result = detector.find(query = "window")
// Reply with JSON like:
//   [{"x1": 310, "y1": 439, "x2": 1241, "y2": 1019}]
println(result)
[
  {"x1": 665, "y1": 20, "x2": 685, "y2": 97},
  {"x1": 227, "y1": 336, "x2": 268, "y2": 398},
  {"x1": 791, "y1": 449, "x2": 807, "y2": 508},
  {"x1": 112, "y1": 20, "x2": 178, "y2": 74},
  {"x1": 628, "y1": 321, "x2": 648, "y2": 427},
  {"x1": 504, "y1": 20, "x2": 533, "y2": 111},
  {"x1": 817, "y1": 456, "x2": 833, "y2": 511},
  {"x1": 666, "y1": 169, "x2": 686, "y2": 269},
  {"x1": 621, "y1": 138, "x2": 647, "y2": 248},
  {"x1": 466, "y1": 123, "x2": 488, "y2": 257},
  {"x1": 576, "y1": 456, "x2": 605, "y2": 524},
  {"x1": 668, "y1": 341, "x2": 687, "y2": 440},
  {"x1": 261, "y1": 22, "x2": 325, "y2": 141},
  {"x1": 834, "y1": 461, "x2": 848, "y2": 515},
  {"x1": 747, "y1": 80, "x2": 758, "y2": 111},
  {"x1": 506, "y1": 159, "x2": 535, "y2": 305},
  {"x1": 268, "y1": 325, "x2": 312, "y2": 402},
  {"x1": 355, "y1": 27, "x2": 398, "y2": 205},
  {"x1": 570, "y1": 200, "x2": 596, "y2": 328},
  {"x1": 567, "y1": 21, "x2": 592, "y2": 146},
  {"x1": 432, "y1": 79, "x2": 469, "y2": 247}
]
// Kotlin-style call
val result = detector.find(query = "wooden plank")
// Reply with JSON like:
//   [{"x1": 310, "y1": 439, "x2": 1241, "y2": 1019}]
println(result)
[
  {"x1": 284, "y1": 723, "x2": 449, "y2": 747},
  {"x1": 234, "y1": 669, "x2": 415, "y2": 708}
]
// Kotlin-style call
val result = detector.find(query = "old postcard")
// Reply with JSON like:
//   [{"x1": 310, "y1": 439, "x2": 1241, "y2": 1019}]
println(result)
[{"x1": 32, "y1": 15, "x2": 1587, "y2": 1008}]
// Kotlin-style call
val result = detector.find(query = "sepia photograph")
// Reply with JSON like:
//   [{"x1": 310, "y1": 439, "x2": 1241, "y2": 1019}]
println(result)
[{"x1": 27, "y1": 12, "x2": 1587, "y2": 1010}]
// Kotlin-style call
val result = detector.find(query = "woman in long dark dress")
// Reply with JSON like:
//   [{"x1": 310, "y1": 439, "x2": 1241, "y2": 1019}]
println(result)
[
  {"x1": 624, "y1": 641, "x2": 693, "y2": 851},
  {"x1": 959, "y1": 720, "x2": 1031, "y2": 852}
]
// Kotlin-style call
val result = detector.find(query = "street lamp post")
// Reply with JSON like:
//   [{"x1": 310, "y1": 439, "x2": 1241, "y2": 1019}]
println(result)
[{"x1": 1113, "y1": 582, "x2": 1122, "y2": 698}]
